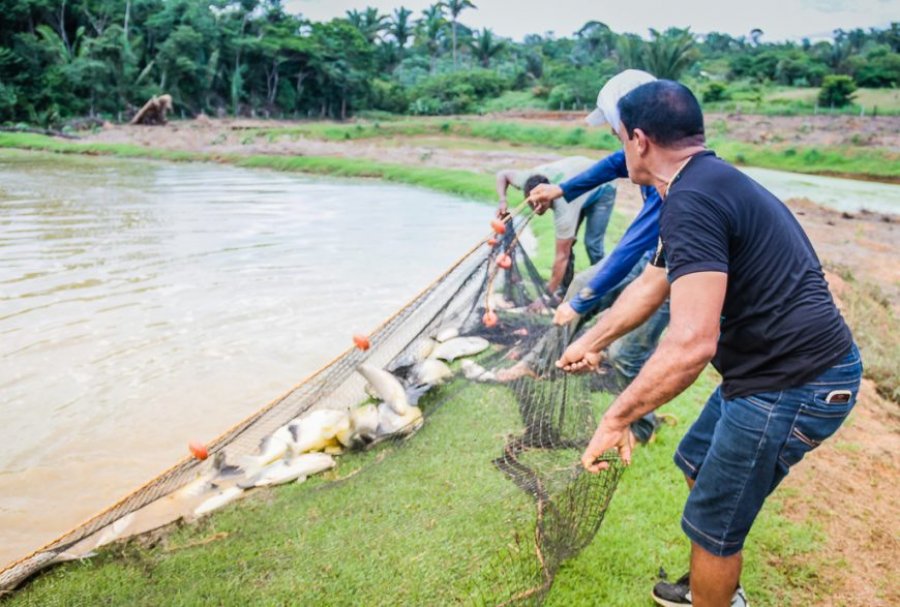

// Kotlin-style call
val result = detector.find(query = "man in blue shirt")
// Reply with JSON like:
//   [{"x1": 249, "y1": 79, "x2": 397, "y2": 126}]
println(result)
[{"x1": 496, "y1": 70, "x2": 669, "y2": 398}]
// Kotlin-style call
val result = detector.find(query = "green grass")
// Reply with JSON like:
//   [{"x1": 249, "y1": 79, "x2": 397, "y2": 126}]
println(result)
[
  {"x1": 477, "y1": 90, "x2": 547, "y2": 113},
  {"x1": 708, "y1": 137, "x2": 900, "y2": 181},
  {"x1": 703, "y1": 86, "x2": 900, "y2": 116}
]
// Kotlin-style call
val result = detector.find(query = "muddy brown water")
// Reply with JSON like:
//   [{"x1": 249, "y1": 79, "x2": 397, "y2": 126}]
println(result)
[{"x1": 0, "y1": 150, "x2": 494, "y2": 568}]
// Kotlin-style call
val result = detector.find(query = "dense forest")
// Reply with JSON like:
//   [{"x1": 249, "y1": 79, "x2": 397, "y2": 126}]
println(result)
[{"x1": 0, "y1": 0, "x2": 897, "y2": 125}]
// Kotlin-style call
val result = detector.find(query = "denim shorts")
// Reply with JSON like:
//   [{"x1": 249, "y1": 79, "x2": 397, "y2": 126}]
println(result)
[{"x1": 674, "y1": 344, "x2": 862, "y2": 557}]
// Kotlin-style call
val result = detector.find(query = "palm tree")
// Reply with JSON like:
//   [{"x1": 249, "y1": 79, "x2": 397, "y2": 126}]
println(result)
[
  {"x1": 346, "y1": 7, "x2": 388, "y2": 44},
  {"x1": 469, "y1": 28, "x2": 503, "y2": 68},
  {"x1": 390, "y1": 7, "x2": 413, "y2": 50},
  {"x1": 417, "y1": 4, "x2": 446, "y2": 72},
  {"x1": 615, "y1": 34, "x2": 645, "y2": 70},
  {"x1": 439, "y1": 0, "x2": 476, "y2": 68},
  {"x1": 641, "y1": 28, "x2": 698, "y2": 80}
]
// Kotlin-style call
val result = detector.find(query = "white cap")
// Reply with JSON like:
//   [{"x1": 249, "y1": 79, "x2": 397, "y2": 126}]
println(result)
[{"x1": 585, "y1": 69, "x2": 657, "y2": 131}]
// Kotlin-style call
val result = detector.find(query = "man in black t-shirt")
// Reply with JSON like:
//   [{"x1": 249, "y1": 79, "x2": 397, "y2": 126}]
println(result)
[{"x1": 557, "y1": 79, "x2": 861, "y2": 607}]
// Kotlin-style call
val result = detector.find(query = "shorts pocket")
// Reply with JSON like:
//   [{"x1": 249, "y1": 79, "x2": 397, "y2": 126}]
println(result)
[{"x1": 777, "y1": 388, "x2": 857, "y2": 470}]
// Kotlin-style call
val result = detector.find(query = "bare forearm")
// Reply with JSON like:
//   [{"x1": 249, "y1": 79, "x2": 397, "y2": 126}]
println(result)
[
  {"x1": 605, "y1": 335, "x2": 712, "y2": 426},
  {"x1": 577, "y1": 268, "x2": 668, "y2": 353},
  {"x1": 547, "y1": 252, "x2": 568, "y2": 293},
  {"x1": 495, "y1": 172, "x2": 512, "y2": 206}
]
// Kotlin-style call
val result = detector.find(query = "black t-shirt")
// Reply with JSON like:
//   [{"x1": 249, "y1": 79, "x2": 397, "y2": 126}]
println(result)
[{"x1": 651, "y1": 151, "x2": 852, "y2": 399}]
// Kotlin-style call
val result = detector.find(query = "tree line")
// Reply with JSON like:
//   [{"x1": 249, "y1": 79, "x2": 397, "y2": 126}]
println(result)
[{"x1": 0, "y1": 0, "x2": 897, "y2": 125}]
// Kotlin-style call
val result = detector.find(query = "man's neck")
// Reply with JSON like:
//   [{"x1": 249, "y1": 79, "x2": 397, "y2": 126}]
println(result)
[{"x1": 647, "y1": 145, "x2": 707, "y2": 197}]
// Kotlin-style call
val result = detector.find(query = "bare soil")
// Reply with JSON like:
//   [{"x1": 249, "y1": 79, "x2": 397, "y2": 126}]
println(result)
[{"x1": 81, "y1": 118, "x2": 899, "y2": 604}]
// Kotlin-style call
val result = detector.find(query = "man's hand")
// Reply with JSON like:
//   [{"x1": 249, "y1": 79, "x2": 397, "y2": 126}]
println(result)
[
  {"x1": 556, "y1": 339, "x2": 602, "y2": 373},
  {"x1": 581, "y1": 413, "x2": 635, "y2": 473},
  {"x1": 527, "y1": 183, "x2": 563, "y2": 215},
  {"x1": 553, "y1": 301, "x2": 579, "y2": 326},
  {"x1": 526, "y1": 298, "x2": 548, "y2": 313},
  {"x1": 497, "y1": 200, "x2": 509, "y2": 218}
]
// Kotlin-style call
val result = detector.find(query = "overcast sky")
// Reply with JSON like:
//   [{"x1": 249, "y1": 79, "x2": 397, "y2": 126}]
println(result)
[{"x1": 284, "y1": 0, "x2": 899, "y2": 42}]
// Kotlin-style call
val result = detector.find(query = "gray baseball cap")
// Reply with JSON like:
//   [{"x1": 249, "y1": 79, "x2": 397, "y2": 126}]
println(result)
[{"x1": 585, "y1": 69, "x2": 657, "y2": 131}]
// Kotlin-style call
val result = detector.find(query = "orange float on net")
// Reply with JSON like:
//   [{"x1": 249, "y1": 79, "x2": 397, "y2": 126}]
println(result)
[
  {"x1": 353, "y1": 334, "x2": 371, "y2": 351},
  {"x1": 482, "y1": 309, "x2": 498, "y2": 328},
  {"x1": 497, "y1": 254, "x2": 512, "y2": 270},
  {"x1": 490, "y1": 219, "x2": 506, "y2": 235},
  {"x1": 188, "y1": 441, "x2": 209, "y2": 461},
  {"x1": 486, "y1": 238, "x2": 498, "y2": 247}
]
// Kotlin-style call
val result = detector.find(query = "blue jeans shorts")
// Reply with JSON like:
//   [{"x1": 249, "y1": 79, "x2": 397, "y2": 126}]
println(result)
[{"x1": 674, "y1": 344, "x2": 862, "y2": 557}]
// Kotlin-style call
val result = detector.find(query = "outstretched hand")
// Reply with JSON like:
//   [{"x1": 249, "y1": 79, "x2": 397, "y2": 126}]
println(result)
[
  {"x1": 553, "y1": 301, "x2": 579, "y2": 326},
  {"x1": 581, "y1": 415, "x2": 635, "y2": 473},
  {"x1": 526, "y1": 183, "x2": 562, "y2": 215}
]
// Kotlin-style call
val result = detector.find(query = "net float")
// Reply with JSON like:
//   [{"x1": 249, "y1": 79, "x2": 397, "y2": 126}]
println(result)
[
  {"x1": 482, "y1": 309, "x2": 498, "y2": 328},
  {"x1": 490, "y1": 219, "x2": 506, "y2": 235},
  {"x1": 188, "y1": 441, "x2": 209, "y2": 461},
  {"x1": 487, "y1": 238, "x2": 498, "y2": 247},
  {"x1": 353, "y1": 334, "x2": 371, "y2": 351},
  {"x1": 497, "y1": 254, "x2": 512, "y2": 270}
]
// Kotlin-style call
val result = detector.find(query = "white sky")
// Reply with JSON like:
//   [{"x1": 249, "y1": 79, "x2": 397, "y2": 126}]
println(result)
[{"x1": 284, "y1": 0, "x2": 900, "y2": 42}]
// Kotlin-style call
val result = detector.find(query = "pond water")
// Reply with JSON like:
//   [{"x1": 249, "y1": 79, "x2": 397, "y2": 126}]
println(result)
[
  {"x1": 0, "y1": 151, "x2": 493, "y2": 567},
  {"x1": 741, "y1": 166, "x2": 900, "y2": 215}
]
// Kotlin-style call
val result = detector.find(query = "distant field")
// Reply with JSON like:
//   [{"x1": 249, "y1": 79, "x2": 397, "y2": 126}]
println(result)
[{"x1": 766, "y1": 87, "x2": 900, "y2": 113}]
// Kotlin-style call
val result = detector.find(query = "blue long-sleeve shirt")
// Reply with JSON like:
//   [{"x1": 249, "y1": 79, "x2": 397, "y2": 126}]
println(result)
[{"x1": 559, "y1": 150, "x2": 663, "y2": 315}]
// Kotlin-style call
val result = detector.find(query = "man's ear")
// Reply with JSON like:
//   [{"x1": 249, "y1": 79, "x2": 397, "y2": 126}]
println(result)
[{"x1": 632, "y1": 128, "x2": 651, "y2": 156}]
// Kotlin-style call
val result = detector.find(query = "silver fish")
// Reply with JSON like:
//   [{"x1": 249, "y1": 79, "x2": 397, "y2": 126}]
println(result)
[
  {"x1": 357, "y1": 364, "x2": 409, "y2": 415},
  {"x1": 239, "y1": 452, "x2": 335, "y2": 488},
  {"x1": 429, "y1": 336, "x2": 490, "y2": 362}
]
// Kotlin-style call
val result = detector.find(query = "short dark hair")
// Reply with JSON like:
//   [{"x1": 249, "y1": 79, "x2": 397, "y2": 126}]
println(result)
[
  {"x1": 523, "y1": 174, "x2": 550, "y2": 197},
  {"x1": 618, "y1": 80, "x2": 705, "y2": 148}
]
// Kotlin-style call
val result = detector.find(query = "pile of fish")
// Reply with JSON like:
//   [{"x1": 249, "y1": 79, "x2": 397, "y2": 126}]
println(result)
[{"x1": 184, "y1": 330, "x2": 493, "y2": 518}]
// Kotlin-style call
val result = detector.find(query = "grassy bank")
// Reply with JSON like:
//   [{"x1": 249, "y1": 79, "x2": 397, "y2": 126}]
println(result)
[
  {"x1": 243, "y1": 120, "x2": 900, "y2": 182},
  {"x1": 829, "y1": 265, "x2": 900, "y2": 402}
]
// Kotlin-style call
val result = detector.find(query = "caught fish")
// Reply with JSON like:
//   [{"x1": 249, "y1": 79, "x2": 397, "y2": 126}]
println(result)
[
  {"x1": 390, "y1": 337, "x2": 438, "y2": 369},
  {"x1": 489, "y1": 293, "x2": 516, "y2": 310},
  {"x1": 434, "y1": 327, "x2": 460, "y2": 343},
  {"x1": 239, "y1": 453, "x2": 336, "y2": 488},
  {"x1": 349, "y1": 403, "x2": 380, "y2": 444},
  {"x1": 430, "y1": 336, "x2": 491, "y2": 362},
  {"x1": 193, "y1": 486, "x2": 244, "y2": 517},
  {"x1": 239, "y1": 425, "x2": 294, "y2": 477},
  {"x1": 410, "y1": 359, "x2": 453, "y2": 386},
  {"x1": 357, "y1": 364, "x2": 409, "y2": 415},
  {"x1": 175, "y1": 451, "x2": 244, "y2": 500},
  {"x1": 461, "y1": 359, "x2": 498, "y2": 383},
  {"x1": 288, "y1": 409, "x2": 351, "y2": 454},
  {"x1": 376, "y1": 402, "x2": 424, "y2": 438}
]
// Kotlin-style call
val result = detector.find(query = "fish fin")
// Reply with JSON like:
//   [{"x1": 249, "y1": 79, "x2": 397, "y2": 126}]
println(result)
[
  {"x1": 288, "y1": 423, "x2": 301, "y2": 443},
  {"x1": 405, "y1": 383, "x2": 431, "y2": 405},
  {"x1": 238, "y1": 455, "x2": 265, "y2": 479}
]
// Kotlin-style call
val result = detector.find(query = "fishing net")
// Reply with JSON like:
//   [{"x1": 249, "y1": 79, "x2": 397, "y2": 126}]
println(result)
[{"x1": 0, "y1": 210, "x2": 624, "y2": 604}]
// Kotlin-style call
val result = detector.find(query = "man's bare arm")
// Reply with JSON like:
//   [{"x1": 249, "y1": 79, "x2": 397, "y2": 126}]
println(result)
[
  {"x1": 557, "y1": 264, "x2": 670, "y2": 371},
  {"x1": 546, "y1": 238, "x2": 575, "y2": 294},
  {"x1": 580, "y1": 271, "x2": 727, "y2": 472},
  {"x1": 495, "y1": 170, "x2": 517, "y2": 216}
]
